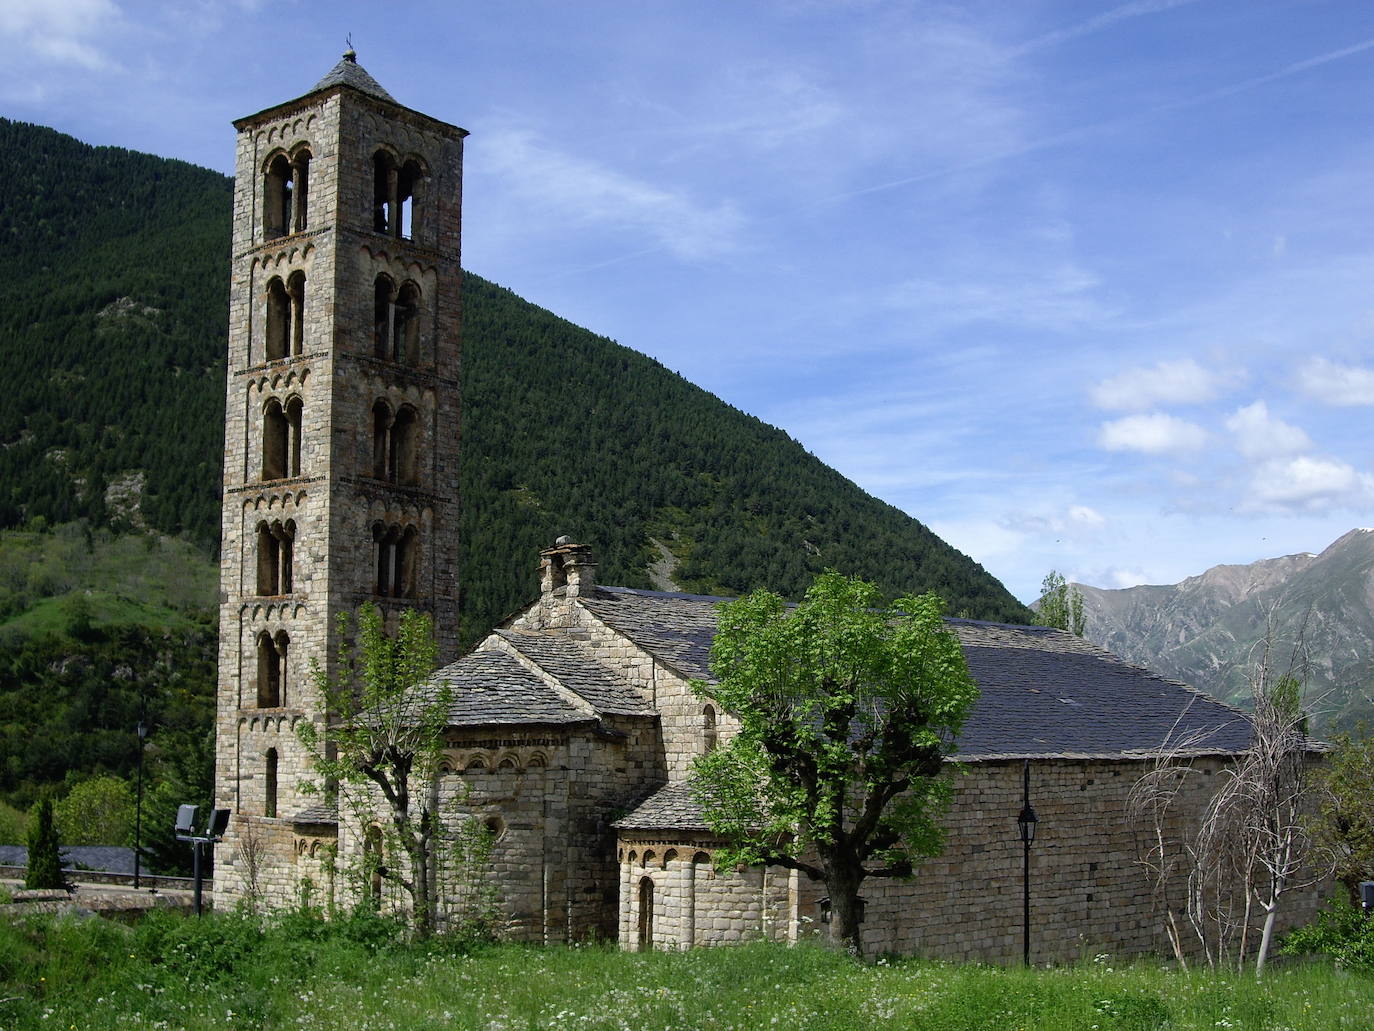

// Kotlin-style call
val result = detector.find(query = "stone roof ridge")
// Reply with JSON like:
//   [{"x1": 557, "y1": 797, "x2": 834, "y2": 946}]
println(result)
[
  {"x1": 307, "y1": 50, "x2": 396, "y2": 103},
  {"x1": 483, "y1": 633, "x2": 601, "y2": 718},
  {"x1": 492, "y1": 628, "x2": 654, "y2": 716},
  {"x1": 596, "y1": 585, "x2": 734, "y2": 604}
]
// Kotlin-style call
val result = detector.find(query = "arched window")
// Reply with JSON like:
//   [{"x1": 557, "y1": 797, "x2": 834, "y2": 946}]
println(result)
[
  {"x1": 264, "y1": 748, "x2": 279, "y2": 818},
  {"x1": 703, "y1": 704, "x2": 718, "y2": 754},
  {"x1": 638, "y1": 877, "x2": 655, "y2": 951},
  {"x1": 264, "y1": 154, "x2": 293, "y2": 240},
  {"x1": 255, "y1": 520, "x2": 295, "y2": 596},
  {"x1": 287, "y1": 270, "x2": 306, "y2": 356},
  {"x1": 372, "y1": 523, "x2": 418, "y2": 598},
  {"x1": 263, "y1": 149, "x2": 311, "y2": 240},
  {"x1": 280, "y1": 519, "x2": 295, "y2": 593},
  {"x1": 262, "y1": 399, "x2": 288, "y2": 479},
  {"x1": 265, "y1": 277, "x2": 289, "y2": 361},
  {"x1": 364, "y1": 825, "x2": 383, "y2": 904},
  {"x1": 256, "y1": 631, "x2": 284, "y2": 707},
  {"x1": 373, "y1": 275, "x2": 394, "y2": 358},
  {"x1": 373, "y1": 151, "x2": 428, "y2": 240},
  {"x1": 393, "y1": 282, "x2": 420, "y2": 363},
  {"x1": 290, "y1": 149, "x2": 310, "y2": 233},
  {"x1": 285, "y1": 396, "x2": 303, "y2": 477},
  {"x1": 391, "y1": 405, "x2": 419, "y2": 485},
  {"x1": 371, "y1": 400, "x2": 392, "y2": 479}
]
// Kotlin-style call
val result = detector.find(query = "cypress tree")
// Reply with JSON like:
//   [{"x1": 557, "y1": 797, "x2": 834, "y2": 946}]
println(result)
[{"x1": 25, "y1": 797, "x2": 67, "y2": 890}]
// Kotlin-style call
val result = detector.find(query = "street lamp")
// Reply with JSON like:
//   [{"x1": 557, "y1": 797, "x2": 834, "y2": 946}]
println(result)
[
  {"x1": 1016, "y1": 759, "x2": 1038, "y2": 966},
  {"x1": 133, "y1": 713, "x2": 147, "y2": 889},
  {"x1": 175, "y1": 805, "x2": 231, "y2": 915}
]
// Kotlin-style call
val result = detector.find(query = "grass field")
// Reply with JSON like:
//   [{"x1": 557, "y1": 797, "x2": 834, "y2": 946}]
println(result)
[{"x1": 1, "y1": 910, "x2": 1371, "y2": 1031}]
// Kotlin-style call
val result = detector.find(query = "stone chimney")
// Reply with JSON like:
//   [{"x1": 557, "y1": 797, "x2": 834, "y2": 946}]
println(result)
[{"x1": 539, "y1": 537, "x2": 597, "y2": 598}]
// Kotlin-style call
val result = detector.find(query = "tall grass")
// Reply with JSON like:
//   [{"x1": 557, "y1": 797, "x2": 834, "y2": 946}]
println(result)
[{"x1": 0, "y1": 910, "x2": 1370, "y2": 1030}]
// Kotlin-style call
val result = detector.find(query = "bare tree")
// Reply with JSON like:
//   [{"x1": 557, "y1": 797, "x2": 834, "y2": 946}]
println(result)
[{"x1": 1131, "y1": 611, "x2": 1329, "y2": 973}]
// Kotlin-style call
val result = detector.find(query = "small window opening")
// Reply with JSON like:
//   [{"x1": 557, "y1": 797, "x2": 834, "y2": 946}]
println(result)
[
  {"x1": 364, "y1": 826, "x2": 383, "y2": 904},
  {"x1": 391, "y1": 405, "x2": 419, "y2": 485},
  {"x1": 373, "y1": 275, "x2": 394, "y2": 358},
  {"x1": 285, "y1": 396, "x2": 303, "y2": 477},
  {"x1": 264, "y1": 748, "x2": 279, "y2": 818},
  {"x1": 262, "y1": 399, "x2": 287, "y2": 479},
  {"x1": 372, "y1": 152, "x2": 394, "y2": 234},
  {"x1": 638, "y1": 877, "x2": 655, "y2": 951},
  {"x1": 703, "y1": 704, "x2": 718, "y2": 754},
  {"x1": 393, "y1": 282, "x2": 420, "y2": 363},
  {"x1": 372, "y1": 400, "x2": 393, "y2": 479},
  {"x1": 397, "y1": 159, "x2": 424, "y2": 241},
  {"x1": 257, "y1": 631, "x2": 285, "y2": 707},
  {"x1": 287, "y1": 270, "x2": 306, "y2": 356},
  {"x1": 265, "y1": 278, "x2": 289, "y2": 362},
  {"x1": 291, "y1": 150, "x2": 311, "y2": 232}
]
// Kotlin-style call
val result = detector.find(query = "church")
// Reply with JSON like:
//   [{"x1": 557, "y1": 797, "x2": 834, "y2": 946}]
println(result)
[{"x1": 211, "y1": 55, "x2": 1317, "y2": 961}]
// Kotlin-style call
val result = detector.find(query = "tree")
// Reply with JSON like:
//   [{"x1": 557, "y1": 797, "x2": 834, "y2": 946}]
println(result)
[
  {"x1": 1035, "y1": 570, "x2": 1085, "y2": 636},
  {"x1": 1313, "y1": 725, "x2": 1374, "y2": 902},
  {"x1": 1129, "y1": 618, "x2": 1325, "y2": 973},
  {"x1": 25, "y1": 797, "x2": 67, "y2": 890},
  {"x1": 692, "y1": 571, "x2": 979, "y2": 955},
  {"x1": 54, "y1": 775, "x2": 133, "y2": 845},
  {"x1": 299, "y1": 604, "x2": 450, "y2": 936}
]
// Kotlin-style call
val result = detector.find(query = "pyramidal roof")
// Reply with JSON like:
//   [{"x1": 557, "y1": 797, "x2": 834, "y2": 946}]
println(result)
[{"x1": 307, "y1": 49, "x2": 395, "y2": 104}]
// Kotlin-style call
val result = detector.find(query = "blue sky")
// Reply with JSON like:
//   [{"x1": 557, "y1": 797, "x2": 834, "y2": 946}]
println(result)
[{"x1": 3, "y1": 0, "x2": 1373, "y2": 602}]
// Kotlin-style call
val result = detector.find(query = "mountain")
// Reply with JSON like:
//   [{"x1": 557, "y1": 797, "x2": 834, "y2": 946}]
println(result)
[
  {"x1": 0, "y1": 117, "x2": 1030, "y2": 647},
  {"x1": 1077, "y1": 529, "x2": 1374, "y2": 731}
]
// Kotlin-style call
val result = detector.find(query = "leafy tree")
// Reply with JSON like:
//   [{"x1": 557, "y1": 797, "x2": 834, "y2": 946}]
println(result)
[
  {"x1": 25, "y1": 797, "x2": 66, "y2": 890},
  {"x1": 55, "y1": 775, "x2": 133, "y2": 845},
  {"x1": 692, "y1": 571, "x2": 978, "y2": 955},
  {"x1": 1313, "y1": 725, "x2": 1374, "y2": 903},
  {"x1": 299, "y1": 605, "x2": 450, "y2": 937},
  {"x1": 1035, "y1": 570, "x2": 1085, "y2": 636}
]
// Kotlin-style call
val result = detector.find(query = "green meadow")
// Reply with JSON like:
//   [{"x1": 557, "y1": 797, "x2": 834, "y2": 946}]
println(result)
[{"x1": 1, "y1": 910, "x2": 1371, "y2": 1031}]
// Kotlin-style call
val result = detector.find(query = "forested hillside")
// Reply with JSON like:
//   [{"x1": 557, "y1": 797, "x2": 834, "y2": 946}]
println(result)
[{"x1": 0, "y1": 117, "x2": 1029, "y2": 643}]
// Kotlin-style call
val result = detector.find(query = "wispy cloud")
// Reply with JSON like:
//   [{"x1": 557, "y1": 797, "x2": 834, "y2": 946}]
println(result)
[
  {"x1": 1298, "y1": 357, "x2": 1374, "y2": 406},
  {"x1": 885, "y1": 259, "x2": 1106, "y2": 332},
  {"x1": 1098, "y1": 412, "x2": 1209, "y2": 454},
  {"x1": 1090, "y1": 358, "x2": 1233, "y2": 411},
  {"x1": 0, "y1": 0, "x2": 122, "y2": 70},
  {"x1": 482, "y1": 127, "x2": 746, "y2": 262},
  {"x1": 1012, "y1": 0, "x2": 1202, "y2": 56}
]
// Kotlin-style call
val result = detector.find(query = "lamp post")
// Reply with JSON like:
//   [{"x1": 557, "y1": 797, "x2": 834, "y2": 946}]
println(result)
[
  {"x1": 1016, "y1": 759, "x2": 1038, "y2": 967},
  {"x1": 133, "y1": 709, "x2": 147, "y2": 889}
]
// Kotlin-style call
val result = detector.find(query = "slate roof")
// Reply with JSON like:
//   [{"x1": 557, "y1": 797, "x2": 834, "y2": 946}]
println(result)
[
  {"x1": 291, "y1": 802, "x2": 339, "y2": 826},
  {"x1": 0, "y1": 845, "x2": 137, "y2": 873},
  {"x1": 424, "y1": 649, "x2": 593, "y2": 727},
  {"x1": 581, "y1": 586, "x2": 724, "y2": 682},
  {"x1": 613, "y1": 782, "x2": 710, "y2": 832},
  {"x1": 581, "y1": 586, "x2": 1253, "y2": 761},
  {"x1": 495, "y1": 629, "x2": 654, "y2": 717},
  {"x1": 306, "y1": 53, "x2": 396, "y2": 104}
]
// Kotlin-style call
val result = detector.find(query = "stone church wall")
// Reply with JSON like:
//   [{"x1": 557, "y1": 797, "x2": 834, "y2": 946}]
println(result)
[{"x1": 618, "y1": 756, "x2": 1328, "y2": 961}]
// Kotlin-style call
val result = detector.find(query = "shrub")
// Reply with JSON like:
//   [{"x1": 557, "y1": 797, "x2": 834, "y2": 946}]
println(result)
[
  {"x1": 24, "y1": 798, "x2": 66, "y2": 890},
  {"x1": 1280, "y1": 896, "x2": 1374, "y2": 970}
]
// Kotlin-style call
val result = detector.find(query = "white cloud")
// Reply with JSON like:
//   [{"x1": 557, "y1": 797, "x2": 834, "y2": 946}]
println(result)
[
  {"x1": 1107, "y1": 567, "x2": 1151, "y2": 589},
  {"x1": 1090, "y1": 358, "x2": 1230, "y2": 411},
  {"x1": 1098, "y1": 412, "x2": 1208, "y2": 454},
  {"x1": 482, "y1": 127, "x2": 745, "y2": 262},
  {"x1": 0, "y1": 0, "x2": 121, "y2": 70},
  {"x1": 1246, "y1": 456, "x2": 1374, "y2": 511},
  {"x1": 1224, "y1": 400, "x2": 1311, "y2": 460},
  {"x1": 1298, "y1": 357, "x2": 1374, "y2": 406},
  {"x1": 1067, "y1": 504, "x2": 1106, "y2": 527}
]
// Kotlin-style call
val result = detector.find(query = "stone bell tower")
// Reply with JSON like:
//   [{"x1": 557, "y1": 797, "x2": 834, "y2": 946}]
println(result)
[{"x1": 214, "y1": 52, "x2": 465, "y2": 905}]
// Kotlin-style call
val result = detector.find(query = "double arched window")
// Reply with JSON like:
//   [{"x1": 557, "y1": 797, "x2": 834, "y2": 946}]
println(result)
[
  {"x1": 255, "y1": 519, "x2": 295, "y2": 596},
  {"x1": 262, "y1": 396, "x2": 303, "y2": 480},
  {"x1": 371, "y1": 401, "x2": 420, "y2": 484},
  {"x1": 372, "y1": 522, "x2": 418, "y2": 598},
  {"x1": 372, "y1": 150, "x2": 427, "y2": 240},
  {"x1": 265, "y1": 271, "x2": 306, "y2": 361},
  {"x1": 264, "y1": 148, "x2": 311, "y2": 240},
  {"x1": 373, "y1": 275, "x2": 421, "y2": 363},
  {"x1": 256, "y1": 630, "x2": 289, "y2": 708}
]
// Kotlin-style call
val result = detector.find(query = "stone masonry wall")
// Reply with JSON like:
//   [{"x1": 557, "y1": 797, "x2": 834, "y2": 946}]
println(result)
[{"x1": 617, "y1": 757, "x2": 1328, "y2": 961}]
